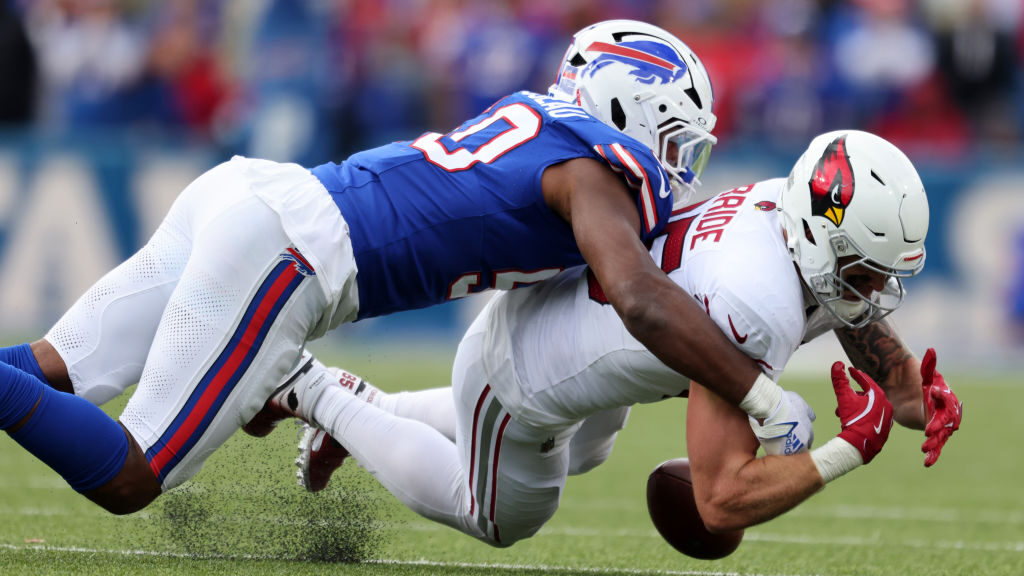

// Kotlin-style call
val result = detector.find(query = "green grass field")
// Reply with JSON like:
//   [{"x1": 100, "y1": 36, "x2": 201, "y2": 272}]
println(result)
[{"x1": 1, "y1": 344, "x2": 1021, "y2": 575}]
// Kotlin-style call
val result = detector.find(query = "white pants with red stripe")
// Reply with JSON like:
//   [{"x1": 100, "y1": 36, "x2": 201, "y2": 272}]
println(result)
[
  {"x1": 45, "y1": 157, "x2": 357, "y2": 490},
  {"x1": 314, "y1": 315, "x2": 629, "y2": 547}
]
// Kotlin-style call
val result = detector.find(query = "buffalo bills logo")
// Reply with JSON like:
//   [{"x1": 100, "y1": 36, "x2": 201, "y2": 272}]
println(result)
[
  {"x1": 755, "y1": 201, "x2": 776, "y2": 211},
  {"x1": 283, "y1": 247, "x2": 316, "y2": 277},
  {"x1": 809, "y1": 135, "x2": 855, "y2": 227},
  {"x1": 583, "y1": 40, "x2": 688, "y2": 85}
]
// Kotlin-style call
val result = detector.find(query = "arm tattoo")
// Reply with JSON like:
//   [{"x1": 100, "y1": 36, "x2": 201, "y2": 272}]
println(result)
[{"x1": 835, "y1": 319, "x2": 912, "y2": 384}]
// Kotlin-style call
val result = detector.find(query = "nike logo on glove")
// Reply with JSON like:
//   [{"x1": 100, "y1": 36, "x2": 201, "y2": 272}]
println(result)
[{"x1": 873, "y1": 408, "x2": 886, "y2": 434}]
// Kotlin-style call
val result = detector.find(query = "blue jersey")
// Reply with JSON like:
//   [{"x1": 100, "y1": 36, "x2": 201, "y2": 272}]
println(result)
[{"x1": 310, "y1": 91, "x2": 673, "y2": 319}]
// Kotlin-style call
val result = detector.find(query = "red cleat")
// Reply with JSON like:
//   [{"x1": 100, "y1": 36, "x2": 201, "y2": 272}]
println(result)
[{"x1": 296, "y1": 425, "x2": 350, "y2": 492}]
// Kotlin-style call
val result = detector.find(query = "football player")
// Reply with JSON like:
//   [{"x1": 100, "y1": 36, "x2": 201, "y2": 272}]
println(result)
[
  {"x1": 269, "y1": 130, "x2": 962, "y2": 545},
  {"x1": 0, "y1": 21, "x2": 811, "y2": 515}
]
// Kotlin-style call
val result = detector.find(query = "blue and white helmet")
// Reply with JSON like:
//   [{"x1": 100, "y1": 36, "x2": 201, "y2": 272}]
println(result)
[{"x1": 549, "y1": 20, "x2": 717, "y2": 204}]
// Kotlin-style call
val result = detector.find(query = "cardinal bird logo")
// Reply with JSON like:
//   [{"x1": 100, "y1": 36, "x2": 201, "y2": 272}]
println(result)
[{"x1": 809, "y1": 135, "x2": 855, "y2": 227}]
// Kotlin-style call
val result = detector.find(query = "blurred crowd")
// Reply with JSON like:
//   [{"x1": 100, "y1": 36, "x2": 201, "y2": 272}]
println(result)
[{"x1": 1, "y1": 0, "x2": 1022, "y2": 164}]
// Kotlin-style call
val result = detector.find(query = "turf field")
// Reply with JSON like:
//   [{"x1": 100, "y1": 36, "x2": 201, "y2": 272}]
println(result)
[{"x1": 1, "y1": 344, "x2": 1020, "y2": 576}]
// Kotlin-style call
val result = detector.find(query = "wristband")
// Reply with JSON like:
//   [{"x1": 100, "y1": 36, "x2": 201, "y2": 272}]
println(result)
[
  {"x1": 810, "y1": 437, "x2": 864, "y2": 483},
  {"x1": 739, "y1": 373, "x2": 783, "y2": 420}
]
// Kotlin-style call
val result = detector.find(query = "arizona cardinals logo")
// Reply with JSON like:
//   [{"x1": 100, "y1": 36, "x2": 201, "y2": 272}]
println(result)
[
  {"x1": 754, "y1": 201, "x2": 776, "y2": 211},
  {"x1": 809, "y1": 135, "x2": 855, "y2": 227},
  {"x1": 584, "y1": 40, "x2": 688, "y2": 85}
]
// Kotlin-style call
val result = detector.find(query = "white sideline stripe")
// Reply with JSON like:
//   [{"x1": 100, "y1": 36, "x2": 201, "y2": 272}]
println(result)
[
  {"x1": 571, "y1": 528, "x2": 1024, "y2": 552},
  {"x1": 0, "y1": 544, "x2": 808, "y2": 576},
  {"x1": 6, "y1": 497, "x2": 1024, "y2": 526},
  {"x1": 406, "y1": 521, "x2": 1024, "y2": 553},
  {"x1": 14, "y1": 501, "x2": 1020, "y2": 526},
  {"x1": 373, "y1": 558, "x2": 808, "y2": 576},
  {"x1": 534, "y1": 500, "x2": 1024, "y2": 526},
  {"x1": 788, "y1": 505, "x2": 1024, "y2": 525},
  {"x1": 5, "y1": 505, "x2": 1024, "y2": 552}
]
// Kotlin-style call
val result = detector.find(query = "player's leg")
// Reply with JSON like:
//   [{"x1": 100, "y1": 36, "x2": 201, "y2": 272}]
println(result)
[
  {"x1": 446, "y1": 321, "x2": 575, "y2": 546},
  {"x1": 375, "y1": 387, "x2": 455, "y2": 441},
  {"x1": 0, "y1": 360, "x2": 158, "y2": 514},
  {"x1": 29, "y1": 340, "x2": 71, "y2": 393},
  {"x1": 0, "y1": 171, "x2": 196, "y2": 402},
  {"x1": 289, "y1": 373, "x2": 456, "y2": 491},
  {"x1": 304, "y1": 394, "x2": 473, "y2": 532},
  {"x1": 247, "y1": 355, "x2": 457, "y2": 491},
  {"x1": 0, "y1": 342, "x2": 58, "y2": 391},
  {"x1": 39, "y1": 222, "x2": 192, "y2": 404},
  {"x1": 248, "y1": 357, "x2": 456, "y2": 441},
  {"x1": 0, "y1": 161, "x2": 308, "y2": 513},
  {"x1": 567, "y1": 406, "x2": 630, "y2": 475},
  {"x1": 302, "y1": 317, "x2": 572, "y2": 547},
  {"x1": 455, "y1": 385, "x2": 575, "y2": 546},
  {"x1": 0, "y1": 165, "x2": 229, "y2": 513},
  {"x1": 123, "y1": 184, "x2": 329, "y2": 491},
  {"x1": 2, "y1": 160, "x2": 336, "y2": 512}
]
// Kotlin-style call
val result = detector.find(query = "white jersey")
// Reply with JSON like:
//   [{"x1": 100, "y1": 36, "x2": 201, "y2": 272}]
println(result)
[{"x1": 480, "y1": 178, "x2": 809, "y2": 429}]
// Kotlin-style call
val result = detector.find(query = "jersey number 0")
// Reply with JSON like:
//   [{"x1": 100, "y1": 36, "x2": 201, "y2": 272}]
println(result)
[
  {"x1": 414, "y1": 103, "x2": 558, "y2": 299},
  {"x1": 411, "y1": 103, "x2": 542, "y2": 171}
]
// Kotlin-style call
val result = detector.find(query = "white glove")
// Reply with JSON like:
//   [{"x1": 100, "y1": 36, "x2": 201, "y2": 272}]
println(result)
[{"x1": 748, "y1": 390, "x2": 816, "y2": 455}]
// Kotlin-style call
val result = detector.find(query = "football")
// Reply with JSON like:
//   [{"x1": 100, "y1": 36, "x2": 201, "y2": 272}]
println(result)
[{"x1": 646, "y1": 458, "x2": 744, "y2": 560}]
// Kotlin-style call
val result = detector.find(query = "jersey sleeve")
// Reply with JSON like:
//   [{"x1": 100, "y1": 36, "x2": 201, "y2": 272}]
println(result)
[
  {"x1": 592, "y1": 142, "x2": 673, "y2": 240},
  {"x1": 705, "y1": 289, "x2": 800, "y2": 381},
  {"x1": 516, "y1": 91, "x2": 672, "y2": 240},
  {"x1": 669, "y1": 247, "x2": 805, "y2": 381}
]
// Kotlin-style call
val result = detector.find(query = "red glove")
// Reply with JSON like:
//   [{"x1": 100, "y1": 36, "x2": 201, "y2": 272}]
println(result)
[
  {"x1": 920, "y1": 348, "x2": 962, "y2": 467},
  {"x1": 831, "y1": 362, "x2": 894, "y2": 464}
]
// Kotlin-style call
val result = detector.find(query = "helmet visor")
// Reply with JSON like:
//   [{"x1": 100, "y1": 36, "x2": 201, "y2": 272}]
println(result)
[{"x1": 662, "y1": 123, "x2": 716, "y2": 184}]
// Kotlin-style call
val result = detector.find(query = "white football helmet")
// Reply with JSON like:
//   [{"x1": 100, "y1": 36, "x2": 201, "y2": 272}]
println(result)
[
  {"x1": 549, "y1": 20, "x2": 717, "y2": 204},
  {"x1": 778, "y1": 130, "x2": 929, "y2": 329}
]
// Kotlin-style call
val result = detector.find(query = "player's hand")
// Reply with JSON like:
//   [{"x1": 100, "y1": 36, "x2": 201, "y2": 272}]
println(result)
[
  {"x1": 749, "y1": 390, "x2": 815, "y2": 455},
  {"x1": 920, "y1": 348, "x2": 962, "y2": 467},
  {"x1": 831, "y1": 362, "x2": 893, "y2": 464}
]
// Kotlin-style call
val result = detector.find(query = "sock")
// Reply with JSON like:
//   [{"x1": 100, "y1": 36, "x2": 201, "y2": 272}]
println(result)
[
  {"x1": 0, "y1": 361, "x2": 42, "y2": 427},
  {"x1": 330, "y1": 366, "x2": 384, "y2": 406},
  {"x1": 2, "y1": 362, "x2": 129, "y2": 493},
  {"x1": 309, "y1": 383, "x2": 362, "y2": 437},
  {"x1": 0, "y1": 344, "x2": 50, "y2": 386},
  {"x1": 377, "y1": 388, "x2": 456, "y2": 441},
  {"x1": 328, "y1": 364, "x2": 456, "y2": 441},
  {"x1": 312, "y1": 385, "x2": 470, "y2": 533}
]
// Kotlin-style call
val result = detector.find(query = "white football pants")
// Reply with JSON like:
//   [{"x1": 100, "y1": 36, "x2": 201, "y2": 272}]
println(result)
[
  {"x1": 46, "y1": 158, "x2": 355, "y2": 489},
  {"x1": 313, "y1": 322, "x2": 629, "y2": 547}
]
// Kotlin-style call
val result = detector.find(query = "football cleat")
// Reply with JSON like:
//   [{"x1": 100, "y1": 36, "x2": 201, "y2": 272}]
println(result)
[
  {"x1": 242, "y1": 350, "x2": 326, "y2": 437},
  {"x1": 296, "y1": 424, "x2": 350, "y2": 492}
]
